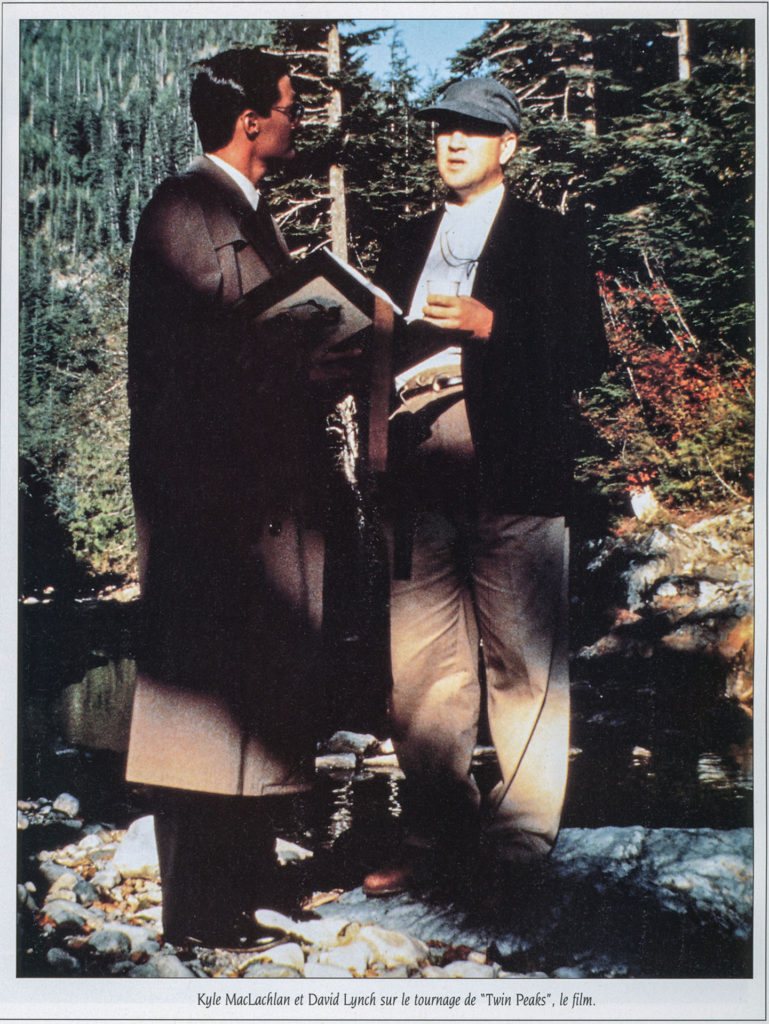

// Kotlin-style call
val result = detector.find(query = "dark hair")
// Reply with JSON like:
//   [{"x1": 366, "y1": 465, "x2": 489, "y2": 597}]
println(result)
[{"x1": 189, "y1": 47, "x2": 290, "y2": 152}]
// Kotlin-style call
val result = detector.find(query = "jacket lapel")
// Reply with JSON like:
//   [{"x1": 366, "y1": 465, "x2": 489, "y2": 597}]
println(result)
[{"x1": 186, "y1": 156, "x2": 290, "y2": 276}]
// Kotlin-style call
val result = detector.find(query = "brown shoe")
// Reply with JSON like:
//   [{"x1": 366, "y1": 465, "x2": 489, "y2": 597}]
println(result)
[{"x1": 362, "y1": 846, "x2": 434, "y2": 897}]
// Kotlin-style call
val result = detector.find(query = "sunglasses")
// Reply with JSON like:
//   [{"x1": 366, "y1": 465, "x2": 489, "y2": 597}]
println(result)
[{"x1": 271, "y1": 100, "x2": 305, "y2": 124}]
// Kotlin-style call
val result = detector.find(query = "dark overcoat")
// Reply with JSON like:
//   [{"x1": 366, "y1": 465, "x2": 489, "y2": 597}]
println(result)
[
  {"x1": 125, "y1": 156, "x2": 326, "y2": 796},
  {"x1": 375, "y1": 190, "x2": 608, "y2": 516}
]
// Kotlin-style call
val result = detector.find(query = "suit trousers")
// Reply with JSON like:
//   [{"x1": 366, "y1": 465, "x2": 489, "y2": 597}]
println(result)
[{"x1": 386, "y1": 397, "x2": 570, "y2": 860}]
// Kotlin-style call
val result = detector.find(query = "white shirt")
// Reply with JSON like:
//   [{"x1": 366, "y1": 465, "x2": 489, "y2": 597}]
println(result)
[
  {"x1": 397, "y1": 183, "x2": 505, "y2": 391},
  {"x1": 206, "y1": 152, "x2": 261, "y2": 211}
]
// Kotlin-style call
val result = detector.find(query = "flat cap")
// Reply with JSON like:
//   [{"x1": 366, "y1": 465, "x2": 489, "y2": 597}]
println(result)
[{"x1": 416, "y1": 77, "x2": 522, "y2": 134}]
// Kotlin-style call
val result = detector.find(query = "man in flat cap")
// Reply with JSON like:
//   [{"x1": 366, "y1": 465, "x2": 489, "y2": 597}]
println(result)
[{"x1": 364, "y1": 78, "x2": 607, "y2": 895}]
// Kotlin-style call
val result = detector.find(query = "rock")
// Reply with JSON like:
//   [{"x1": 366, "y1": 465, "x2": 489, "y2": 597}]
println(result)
[
  {"x1": 86, "y1": 929, "x2": 132, "y2": 959},
  {"x1": 312, "y1": 941, "x2": 370, "y2": 975},
  {"x1": 45, "y1": 947, "x2": 81, "y2": 972},
  {"x1": 38, "y1": 860, "x2": 69, "y2": 886},
  {"x1": 315, "y1": 753, "x2": 357, "y2": 772},
  {"x1": 74, "y1": 880, "x2": 99, "y2": 906},
  {"x1": 325, "y1": 731, "x2": 379, "y2": 756},
  {"x1": 17, "y1": 811, "x2": 29, "y2": 830},
  {"x1": 275, "y1": 838, "x2": 313, "y2": 865},
  {"x1": 99, "y1": 922, "x2": 160, "y2": 952},
  {"x1": 112, "y1": 816, "x2": 159, "y2": 880},
  {"x1": 76, "y1": 833, "x2": 102, "y2": 852},
  {"x1": 354, "y1": 924, "x2": 429, "y2": 969},
  {"x1": 130, "y1": 954, "x2": 195, "y2": 978},
  {"x1": 17, "y1": 885, "x2": 38, "y2": 913},
  {"x1": 91, "y1": 866, "x2": 122, "y2": 893},
  {"x1": 39, "y1": 899, "x2": 101, "y2": 933},
  {"x1": 53, "y1": 793, "x2": 80, "y2": 818},
  {"x1": 48, "y1": 872, "x2": 79, "y2": 896},
  {"x1": 241, "y1": 963, "x2": 302, "y2": 978},
  {"x1": 245, "y1": 941, "x2": 305, "y2": 972},
  {"x1": 303, "y1": 962, "x2": 349, "y2": 978},
  {"x1": 552, "y1": 966, "x2": 589, "y2": 978},
  {"x1": 254, "y1": 909, "x2": 349, "y2": 947},
  {"x1": 421, "y1": 960, "x2": 499, "y2": 978}
]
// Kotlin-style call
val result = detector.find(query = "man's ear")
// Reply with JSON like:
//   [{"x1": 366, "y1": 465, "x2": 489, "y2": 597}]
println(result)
[
  {"x1": 241, "y1": 109, "x2": 261, "y2": 140},
  {"x1": 500, "y1": 132, "x2": 518, "y2": 166}
]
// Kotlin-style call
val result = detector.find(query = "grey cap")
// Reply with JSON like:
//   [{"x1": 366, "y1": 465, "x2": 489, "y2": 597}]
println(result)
[{"x1": 416, "y1": 77, "x2": 522, "y2": 134}]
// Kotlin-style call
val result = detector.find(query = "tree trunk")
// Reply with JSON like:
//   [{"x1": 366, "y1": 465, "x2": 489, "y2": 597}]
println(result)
[
  {"x1": 326, "y1": 23, "x2": 348, "y2": 260},
  {"x1": 677, "y1": 19, "x2": 691, "y2": 80}
]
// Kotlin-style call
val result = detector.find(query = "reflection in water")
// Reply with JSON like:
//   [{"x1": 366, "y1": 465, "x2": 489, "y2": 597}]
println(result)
[
  {"x1": 328, "y1": 776, "x2": 354, "y2": 844},
  {"x1": 697, "y1": 745, "x2": 753, "y2": 793}
]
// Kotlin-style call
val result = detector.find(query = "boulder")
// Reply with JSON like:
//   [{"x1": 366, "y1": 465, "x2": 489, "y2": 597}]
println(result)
[{"x1": 112, "y1": 816, "x2": 158, "y2": 880}]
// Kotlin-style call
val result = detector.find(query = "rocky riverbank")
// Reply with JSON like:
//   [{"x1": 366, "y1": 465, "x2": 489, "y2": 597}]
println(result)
[{"x1": 18, "y1": 783, "x2": 752, "y2": 980}]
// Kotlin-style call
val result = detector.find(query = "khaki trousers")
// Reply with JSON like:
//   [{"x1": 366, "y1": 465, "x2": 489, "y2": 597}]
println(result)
[{"x1": 386, "y1": 398, "x2": 570, "y2": 857}]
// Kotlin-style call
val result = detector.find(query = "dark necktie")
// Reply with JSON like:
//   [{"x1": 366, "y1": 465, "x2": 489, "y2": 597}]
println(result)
[{"x1": 243, "y1": 198, "x2": 289, "y2": 276}]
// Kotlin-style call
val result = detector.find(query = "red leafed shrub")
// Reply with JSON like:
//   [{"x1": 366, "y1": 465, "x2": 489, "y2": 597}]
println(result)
[{"x1": 575, "y1": 273, "x2": 754, "y2": 510}]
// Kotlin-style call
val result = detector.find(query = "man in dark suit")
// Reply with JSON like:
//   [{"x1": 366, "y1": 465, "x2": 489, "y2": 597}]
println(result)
[
  {"x1": 363, "y1": 78, "x2": 608, "y2": 896},
  {"x1": 126, "y1": 48, "x2": 347, "y2": 947}
]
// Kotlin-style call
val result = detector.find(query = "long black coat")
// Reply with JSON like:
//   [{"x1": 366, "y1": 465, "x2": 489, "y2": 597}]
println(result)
[
  {"x1": 126, "y1": 157, "x2": 328, "y2": 795},
  {"x1": 375, "y1": 190, "x2": 608, "y2": 517}
]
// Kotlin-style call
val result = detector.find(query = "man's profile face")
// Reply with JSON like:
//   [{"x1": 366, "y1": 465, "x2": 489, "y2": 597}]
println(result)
[
  {"x1": 434, "y1": 116, "x2": 516, "y2": 204},
  {"x1": 254, "y1": 74, "x2": 300, "y2": 163}
]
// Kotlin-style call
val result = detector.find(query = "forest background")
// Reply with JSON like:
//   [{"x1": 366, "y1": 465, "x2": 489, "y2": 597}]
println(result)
[{"x1": 17, "y1": 16, "x2": 756, "y2": 591}]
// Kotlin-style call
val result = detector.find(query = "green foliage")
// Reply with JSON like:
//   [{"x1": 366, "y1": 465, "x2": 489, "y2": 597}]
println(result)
[{"x1": 18, "y1": 16, "x2": 757, "y2": 586}]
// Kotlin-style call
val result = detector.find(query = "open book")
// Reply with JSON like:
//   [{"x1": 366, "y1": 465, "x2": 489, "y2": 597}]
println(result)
[{"x1": 235, "y1": 247, "x2": 402, "y2": 351}]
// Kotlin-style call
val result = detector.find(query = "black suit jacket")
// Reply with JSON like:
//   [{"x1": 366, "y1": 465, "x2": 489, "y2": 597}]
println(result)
[{"x1": 375, "y1": 190, "x2": 608, "y2": 516}]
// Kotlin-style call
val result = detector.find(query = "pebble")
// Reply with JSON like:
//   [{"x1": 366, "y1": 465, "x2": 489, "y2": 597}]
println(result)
[
  {"x1": 112, "y1": 816, "x2": 159, "y2": 880},
  {"x1": 421, "y1": 960, "x2": 499, "y2": 979},
  {"x1": 325, "y1": 731, "x2": 379, "y2": 756},
  {"x1": 245, "y1": 942, "x2": 305, "y2": 972},
  {"x1": 315, "y1": 753, "x2": 357, "y2": 772},
  {"x1": 303, "y1": 962, "x2": 350, "y2": 978},
  {"x1": 40, "y1": 899, "x2": 101, "y2": 932},
  {"x1": 241, "y1": 963, "x2": 302, "y2": 978},
  {"x1": 91, "y1": 866, "x2": 122, "y2": 892},
  {"x1": 130, "y1": 955, "x2": 195, "y2": 978},
  {"x1": 355, "y1": 924, "x2": 429, "y2": 968},
  {"x1": 86, "y1": 930, "x2": 132, "y2": 959},
  {"x1": 46, "y1": 948, "x2": 81, "y2": 972},
  {"x1": 312, "y1": 942, "x2": 370, "y2": 975},
  {"x1": 254, "y1": 909, "x2": 348, "y2": 947},
  {"x1": 74, "y1": 880, "x2": 99, "y2": 906},
  {"x1": 53, "y1": 793, "x2": 80, "y2": 817}
]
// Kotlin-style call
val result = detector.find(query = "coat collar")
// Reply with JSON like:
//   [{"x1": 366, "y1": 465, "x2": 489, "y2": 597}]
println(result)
[{"x1": 186, "y1": 155, "x2": 269, "y2": 253}]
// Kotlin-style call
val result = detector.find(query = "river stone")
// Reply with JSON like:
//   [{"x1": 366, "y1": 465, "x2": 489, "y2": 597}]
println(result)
[
  {"x1": 241, "y1": 963, "x2": 303, "y2": 978},
  {"x1": 86, "y1": 929, "x2": 132, "y2": 959},
  {"x1": 130, "y1": 954, "x2": 196, "y2": 978},
  {"x1": 275, "y1": 838, "x2": 313, "y2": 865},
  {"x1": 254, "y1": 909, "x2": 349, "y2": 947},
  {"x1": 247, "y1": 942, "x2": 305, "y2": 971},
  {"x1": 76, "y1": 833, "x2": 103, "y2": 852},
  {"x1": 315, "y1": 753, "x2": 356, "y2": 772},
  {"x1": 40, "y1": 899, "x2": 101, "y2": 932},
  {"x1": 325, "y1": 731, "x2": 379, "y2": 756},
  {"x1": 354, "y1": 924, "x2": 429, "y2": 968},
  {"x1": 38, "y1": 860, "x2": 69, "y2": 886},
  {"x1": 313, "y1": 941, "x2": 370, "y2": 975},
  {"x1": 74, "y1": 880, "x2": 99, "y2": 906},
  {"x1": 421, "y1": 960, "x2": 499, "y2": 979},
  {"x1": 303, "y1": 962, "x2": 350, "y2": 978},
  {"x1": 46, "y1": 947, "x2": 81, "y2": 972},
  {"x1": 101, "y1": 922, "x2": 160, "y2": 952},
  {"x1": 17, "y1": 811, "x2": 29, "y2": 830},
  {"x1": 91, "y1": 866, "x2": 122, "y2": 893},
  {"x1": 112, "y1": 815, "x2": 159, "y2": 880},
  {"x1": 48, "y1": 872, "x2": 80, "y2": 895},
  {"x1": 53, "y1": 793, "x2": 80, "y2": 818}
]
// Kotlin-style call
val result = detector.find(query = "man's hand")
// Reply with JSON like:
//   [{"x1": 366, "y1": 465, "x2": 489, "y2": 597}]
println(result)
[{"x1": 422, "y1": 293, "x2": 494, "y2": 340}]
